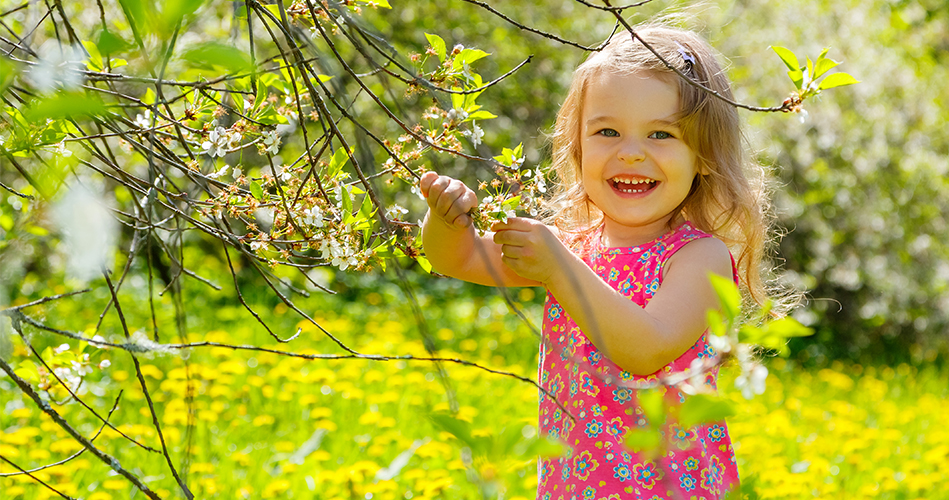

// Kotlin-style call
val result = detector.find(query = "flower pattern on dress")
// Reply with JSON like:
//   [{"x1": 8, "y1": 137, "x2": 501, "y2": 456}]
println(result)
[
  {"x1": 537, "y1": 222, "x2": 740, "y2": 500},
  {"x1": 633, "y1": 460, "x2": 663, "y2": 489}
]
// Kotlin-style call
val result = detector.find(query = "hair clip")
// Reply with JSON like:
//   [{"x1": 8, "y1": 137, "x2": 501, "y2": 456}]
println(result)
[{"x1": 675, "y1": 41, "x2": 696, "y2": 73}]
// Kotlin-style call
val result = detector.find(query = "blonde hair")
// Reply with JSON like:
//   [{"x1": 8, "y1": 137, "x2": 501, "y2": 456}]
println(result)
[{"x1": 546, "y1": 23, "x2": 778, "y2": 310}]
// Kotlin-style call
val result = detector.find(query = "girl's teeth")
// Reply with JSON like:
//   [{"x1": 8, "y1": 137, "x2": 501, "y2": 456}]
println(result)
[{"x1": 612, "y1": 178, "x2": 655, "y2": 193}]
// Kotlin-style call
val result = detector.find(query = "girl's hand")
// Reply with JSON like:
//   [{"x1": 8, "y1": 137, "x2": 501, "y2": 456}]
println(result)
[
  {"x1": 491, "y1": 217, "x2": 567, "y2": 284},
  {"x1": 420, "y1": 171, "x2": 478, "y2": 230}
]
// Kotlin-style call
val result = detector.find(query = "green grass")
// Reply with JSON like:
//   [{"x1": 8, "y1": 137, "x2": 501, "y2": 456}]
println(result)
[{"x1": 2, "y1": 278, "x2": 947, "y2": 499}]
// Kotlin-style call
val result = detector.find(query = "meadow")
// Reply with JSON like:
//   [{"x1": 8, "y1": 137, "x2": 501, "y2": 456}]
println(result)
[{"x1": 1, "y1": 280, "x2": 946, "y2": 500}]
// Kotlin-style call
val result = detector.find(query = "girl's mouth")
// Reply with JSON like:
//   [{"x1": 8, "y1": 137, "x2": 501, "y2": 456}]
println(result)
[{"x1": 610, "y1": 177, "x2": 657, "y2": 194}]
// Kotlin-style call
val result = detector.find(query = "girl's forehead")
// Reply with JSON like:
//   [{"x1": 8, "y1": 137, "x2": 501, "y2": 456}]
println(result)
[{"x1": 581, "y1": 70, "x2": 681, "y2": 116}]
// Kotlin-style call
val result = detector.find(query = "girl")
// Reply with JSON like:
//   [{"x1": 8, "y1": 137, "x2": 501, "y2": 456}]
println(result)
[{"x1": 421, "y1": 23, "x2": 772, "y2": 499}]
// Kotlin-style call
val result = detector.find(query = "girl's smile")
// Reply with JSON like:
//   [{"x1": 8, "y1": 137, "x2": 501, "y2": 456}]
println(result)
[{"x1": 580, "y1": 70, "x2": 700, "y2": 247}]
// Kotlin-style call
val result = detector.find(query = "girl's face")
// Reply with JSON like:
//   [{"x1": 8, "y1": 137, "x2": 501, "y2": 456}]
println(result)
[{"x1": 580, "y1": 70, "x2": 700, "y2": 247}]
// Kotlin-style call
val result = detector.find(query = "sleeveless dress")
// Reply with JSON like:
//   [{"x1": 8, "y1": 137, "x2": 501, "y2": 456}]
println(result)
[{"x1": 537, "y1": 221, "x2": 740, "y2": 500}]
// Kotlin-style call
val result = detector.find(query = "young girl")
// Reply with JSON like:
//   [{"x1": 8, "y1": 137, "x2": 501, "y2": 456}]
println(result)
[{"x1": 420, "y1": 23, "x2": 773, "y2": 499}]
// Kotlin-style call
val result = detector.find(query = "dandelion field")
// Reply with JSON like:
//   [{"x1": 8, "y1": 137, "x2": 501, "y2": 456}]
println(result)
[{"x1": 1, "y1": 272, "x2": 947, "y2": 500}]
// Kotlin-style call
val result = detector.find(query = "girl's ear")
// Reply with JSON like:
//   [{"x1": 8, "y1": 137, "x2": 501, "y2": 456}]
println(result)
[{"x1": 696, "y1": 159, "x2": 711, "y2": 176}]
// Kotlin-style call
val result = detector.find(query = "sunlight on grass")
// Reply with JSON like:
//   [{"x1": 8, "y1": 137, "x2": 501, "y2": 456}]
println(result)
[{"x1": 1, "y1": 312, "x2": 946, "y2": 499}]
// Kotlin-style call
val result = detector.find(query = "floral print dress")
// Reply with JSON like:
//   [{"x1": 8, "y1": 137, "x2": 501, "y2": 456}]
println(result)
[{"x1": 538, "y1": 222, "x2": 739, "y2": 500}]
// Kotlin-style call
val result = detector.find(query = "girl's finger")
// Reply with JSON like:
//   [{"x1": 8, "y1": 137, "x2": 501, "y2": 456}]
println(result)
[
  {"x1": 493, "y1": 229, "x2": 529, "y2": 247},
  {"x1": 419, "y1": 171, "x2": 439, "y2": 197}
]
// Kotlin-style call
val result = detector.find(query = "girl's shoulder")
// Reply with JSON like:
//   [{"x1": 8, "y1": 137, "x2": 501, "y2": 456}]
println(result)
[{"x1": 659, "y1": 224, "x2": 735, "y2": 284}]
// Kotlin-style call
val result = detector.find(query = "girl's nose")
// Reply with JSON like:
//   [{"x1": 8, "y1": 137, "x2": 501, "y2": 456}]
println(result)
[{"x1": 617, "y1": 140, "x2": 645, "y2": 164}]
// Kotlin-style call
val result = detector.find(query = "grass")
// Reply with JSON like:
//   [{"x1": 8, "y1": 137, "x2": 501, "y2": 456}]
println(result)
[{"x1": 1, "y1": 278, "x2": 947, "y2": 499}]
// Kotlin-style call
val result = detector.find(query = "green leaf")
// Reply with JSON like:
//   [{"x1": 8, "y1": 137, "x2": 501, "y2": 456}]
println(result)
[
  {"x1": 771, "y1": 46, "x2": 800, "y2": 72},
  {"x1": 787, "y1": 69, "x2": 804, "y2": 90},
  {"x1": 679, "y1": 394, "x2": 735, "y2": 428},
  {"x1": 738, "y1": 324, "x2": 765, "y2": 344},
  {"x1": 416, "y1": 255, "x2": 433, "y2": 274},
  {"x1": 813, "y1": 56, "x2": 840, "y2": 79},
  {"x1": 765, "y1": 317, "x2": 814, "y2": 339},
  {"x1": 818, "y1": 72, "x2": 860, "y2": 90},
  {"x1": 340, "y1": 185, "x2": 353, "y2": 218},
  {"x1": 142, "y1": 87, "x2": 156, "y2": 106},
  {"x1": 452, "y1": 48, "x2": 490, "y2": 71},
  {"x1": 0, "y1": 56, "x2": 21, "y2": 93},
  {"x1": 250, "y1": 180, "x2": 263, "y2": 201},
  {"x1": 81, "y1": 41, "x2": 104, "y2": 71},
  {"x1": 708, "y1": 273, "x2": 741, "y2": 322},
  {"x1": 96, "y1": 29, "x2": 130, "y2": 56},
  {"x1": 25, "y1": 93, "x2": 107, "y2": 121},
  {"x1": 425, "y1": 33, "x2": 447, "y2": 62},
  {"x1": 161, "y1": 0, "x2": 205, "y2": 31},
  {"x1": 639, "y1": 389, "x2": 665, "y2": 427},
  {"x1": 466, "y1": 110, "x2": 497, "y2": 121},
  {"x1": 706, "y1": 309, "x2": 726, "y2": 337},
  {"x1": 181, "y1": 42, "x2": 254, "y2": 74},
  {"x1": 624, "y1": 428, "x2": 662, "y2": 452},
  {"x1": 326, "y1": 147, "x2": 352, "y2": 181}
]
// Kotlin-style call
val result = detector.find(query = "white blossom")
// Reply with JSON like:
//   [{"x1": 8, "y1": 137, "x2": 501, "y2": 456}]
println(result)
[
  {"x1": 735, "y1": 364, "x2": 768, "y2": 399},
  {"x1": 206, "y1": 165, "x2": 229, "y2": 179},
  {"x1": 54, "y1": 184, "x2": 118, "y2": 282},
  {"x1": 54, "y1": 343, "x2": 71, "y2": 354},
  {"x1": 708, "y1": 334, "x2": 732, "y2": 354},
  {"x1": 54, "y1": 141, "x2": 73, "y2": 158},
  {"x1": 250, "y1": 234, "x2": 269, "y2": 252},
  {"x1": 98, "y1": 359, "x2": 111, "y2": 369},
  {"x1": 302, "y1": 206, "x2": 324, "y2": 228},
  {"x1": 534, "y1": 168, "x2": 547, "y2": 193},
  {"x1": 464, "y1": 122, "x2": 484, "y2": 148},
  {"x1": 262, "y1": 129, "x2": 281, "y2": 155},
  {"x1": 385, "y1": 204, "x2": 408, "y2": 220},
  {"x1": 203, "y1": 127, "x2": 229, "y2": 157},
  {"x1": 232, "y1": 167, "x2": 243, "y2": 179},
  {"x1": 133, "y1": 109, "x2": 152, "y2": 129},
  {"x1": 447, "y1": 108, "x2": 468, "y2": 122}
]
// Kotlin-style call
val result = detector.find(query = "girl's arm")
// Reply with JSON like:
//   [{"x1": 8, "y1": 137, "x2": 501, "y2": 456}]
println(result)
[
  {"x1": 492, "y1": 217, "x2": 732, "y2": 375},
  {"x1": 420, "y1": 172, "x2": 541, "y2": 288}
]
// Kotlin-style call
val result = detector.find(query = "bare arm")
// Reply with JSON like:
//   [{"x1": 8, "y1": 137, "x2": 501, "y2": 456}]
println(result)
[
  {"x1": 419, "y1": 172, "x2": 540, "y2": 288},
  {"x1": 493, "y1": 218, "x2": 732, "y2": 375}
]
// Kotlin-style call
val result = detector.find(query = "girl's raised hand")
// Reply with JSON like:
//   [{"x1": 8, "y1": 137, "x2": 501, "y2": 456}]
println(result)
[
  {"x1": 420, "y1": 171, "x2": 478, "y2": 230},
  {"x1": 491, "y1": 217, "x2": 568, "y2": 284}
]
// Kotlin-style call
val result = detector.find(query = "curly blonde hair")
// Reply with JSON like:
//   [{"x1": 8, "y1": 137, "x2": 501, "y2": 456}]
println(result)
[{"x1": 545, "y1": 23, "x2": 779, "y2": 309}]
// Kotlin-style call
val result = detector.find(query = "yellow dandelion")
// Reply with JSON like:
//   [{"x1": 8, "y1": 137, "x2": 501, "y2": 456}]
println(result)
[
  {"x1": 136, "y1": 365, "x2": 164, "y2": 379},
  {"x1": 274, "y1": 441, "x2": 295, "y2": 453},
  {"x1": 252, "y1": 415, "x2": 275, "y2": 426},
  {"x1": 103, "y1": 479, "x2": 127, "y2": 490},
  {"x1": 261, "y1": 479, "x2": 291, "y2": 498}
]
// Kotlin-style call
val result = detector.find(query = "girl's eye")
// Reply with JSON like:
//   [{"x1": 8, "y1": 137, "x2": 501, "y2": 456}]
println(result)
[
  {"x1": 598, "y1": 129, "x2": 619, "y2": 137},
  {"x1": 649, "y1": 131, "x2": 674, "y2": 140}
]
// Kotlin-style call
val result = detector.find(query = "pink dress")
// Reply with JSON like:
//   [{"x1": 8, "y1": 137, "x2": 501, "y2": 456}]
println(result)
[{"x1": 538, "y1": 222, "x2": 739, "y2": 500}]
